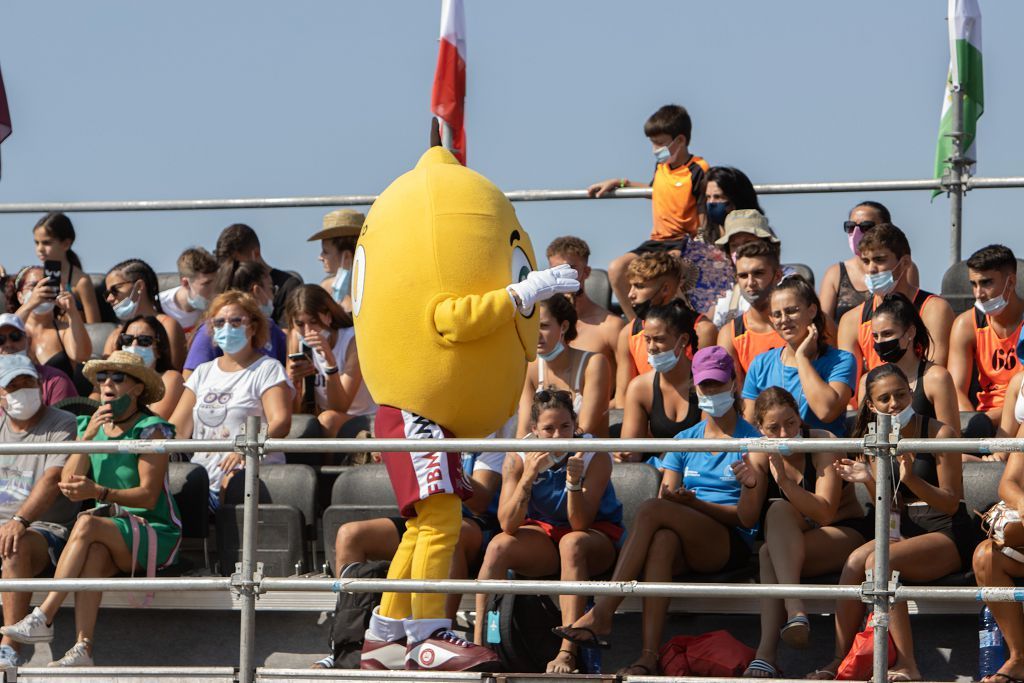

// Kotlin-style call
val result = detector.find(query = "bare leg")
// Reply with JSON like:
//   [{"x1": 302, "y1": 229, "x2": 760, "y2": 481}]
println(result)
[
  {"x1": 0, "y1": 531, "x2": 50, "y2": 653},
  {"x1": 334, "y1": 518, "x2": 401, "y2": 575},
  {"x1": 809, "y1": 539, "x2": 875, "y2": 679},
  {"x1": 974, "y1": 540, "x2": 1024, "y2": 680},
  {"x1": 763, "y1": 501, "x2": 811, "y2": 619},
  {"x1": 752, "y1": 544, "x2": 785, "y2": 671},
  {"x1": 71, "y1": 543, "x2": 120, "y2": 654},
  {"x1": 622, "y1": 528, "x2": 686, "y2": 675}
]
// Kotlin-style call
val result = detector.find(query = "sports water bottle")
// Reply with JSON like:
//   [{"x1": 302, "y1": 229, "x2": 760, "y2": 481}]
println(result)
[
  {"x1": 577, "y1": 600, "x2": 602, "y2": 674},
  {"x1": 979, "y1": 606, "x2": 1008, "y2": 680}
]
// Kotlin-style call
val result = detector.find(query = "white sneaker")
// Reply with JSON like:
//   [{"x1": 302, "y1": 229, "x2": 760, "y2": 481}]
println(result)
[
  {"x1": 0, "y1": 607, "x2": 53, "y2": 644},
  {"x1": 48, "y1": 640, "x2": 94, "y2": 667}
]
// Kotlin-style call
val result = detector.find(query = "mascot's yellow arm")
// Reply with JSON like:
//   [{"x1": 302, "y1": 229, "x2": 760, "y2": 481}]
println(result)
[{"x1": 431, "y1": 289, "x2": 516, "y2": 344}]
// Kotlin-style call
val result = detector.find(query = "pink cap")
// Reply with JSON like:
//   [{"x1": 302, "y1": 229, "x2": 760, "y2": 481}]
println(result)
[{"x1": 692, "y1": 345, "x2": 735, "y2": 385}]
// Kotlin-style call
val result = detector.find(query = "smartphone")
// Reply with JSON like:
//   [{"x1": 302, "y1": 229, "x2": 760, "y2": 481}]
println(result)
[
  {"x1": 43, "y1": 260, "x2": 62, "y2": 287},
  {"x1": 287, "y1": 353, "x2": 307, "y2": 362}
]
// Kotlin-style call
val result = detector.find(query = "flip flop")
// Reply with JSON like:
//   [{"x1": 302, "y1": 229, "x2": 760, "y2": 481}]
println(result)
[
  {"x1": 806, "y1": 668, "x2": 837, "y2": 680},
  {"x1": 885, "y1": 672, "x2": 920, "y2": 683},
  {"x1": 744, "y1": 658, "x2": 781, "y2": 678},
  {"x1": 780, "y1": 614, "x2": 811, "y2": 649},
  {"x1": 551, "y1": 625, "x2": 611, "y2": 650},
  {"x1": 618, "y1": 662, "x2": 655, "y2": 675},
  {"x1": 983, "y1": 673, "x2": 1024, "y2": 683}
]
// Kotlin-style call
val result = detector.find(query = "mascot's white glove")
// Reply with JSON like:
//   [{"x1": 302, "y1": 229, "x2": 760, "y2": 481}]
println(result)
[{"x1": 507, "y1": 264, "x2": 580, "y2": 313}]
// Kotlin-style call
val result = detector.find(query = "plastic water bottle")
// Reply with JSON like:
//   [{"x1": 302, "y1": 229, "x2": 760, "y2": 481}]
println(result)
[
  {"x1": 577, "y1": 600, "x2": 602, "y2": 674},
  {"x1": 979, "y1": 606, "x2": 1008, "y2": 680}
]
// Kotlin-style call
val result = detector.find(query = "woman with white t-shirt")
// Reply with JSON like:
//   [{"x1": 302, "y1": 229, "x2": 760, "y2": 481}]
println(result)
[
  {"x1": 284, "y1": 285, "x2": 375, "y2": 440},
  {"x1": 170, "y1": 291, "x2": 292, "y2": 509}
]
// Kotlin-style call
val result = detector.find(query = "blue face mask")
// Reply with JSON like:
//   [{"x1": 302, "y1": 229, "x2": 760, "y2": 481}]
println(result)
[
  {"x1": 213, "y1": 324, "x2": 250, "y2": 355},
  {"x1": 697, "y1": 390, "x2": 734, "y2": 418},
  {"x1": 864, "y1": 270, "x2": 896, "y2": 296},
  {"x1": 647, "y1": 347, "x2": 680, "y2": 373},
  {"x1": 537, "y1": 340, "x2": 564, "y2": 363},
  {"x1": 259, "y1": 301, "x2": 274, "y2": 318},
  {"x1": 112, "y1": 283, "x2": 141, "y2": 321},
  {"x1": 332, "y1": 269, "x2": 352, "y2": 303},
  {"x1": 122, "y1": 344, "x2": 156, "y2": 368},
  {"x1": 706, "y1": 201, "x2": 729, "y2": 226},
  {"x1": 186, "y1": 285, "x2": 208, "y2": 312},
  {"x1": 653, "y1": 145, "x2": 671, "y2": 164}
]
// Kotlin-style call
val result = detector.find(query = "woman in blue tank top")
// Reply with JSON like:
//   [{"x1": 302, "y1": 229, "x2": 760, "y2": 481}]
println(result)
[{"x1": 473, "y1": 390, "x2": 622, "y2": 675}]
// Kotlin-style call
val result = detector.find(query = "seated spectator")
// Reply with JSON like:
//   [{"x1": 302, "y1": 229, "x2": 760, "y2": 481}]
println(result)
[
  {"x1": 614, "y1": 253, "x2": 715, "y2": 407},
  {"x1": 215, "y1": 223, "x2": 301, "y2": 325},
  {"x1": 743, "y1": 276, "x2": 857, "y2": 435},
  {"x1": 115, "y1": 316, "x2": 184, "y2": 420},
  {"x1": 14, "y1": 266, "x2": 92, "y2": 376},
  {"x1": 183, "y1": 260, "x2": 288, "y2": 378},
  {"x1": 31, "y1": 212, "x2": 101, "y2": 324},
  {"x1": 555, "y1": 347, "x2": 767, "y2": 676},
  {"x1": 819, "y1": 201, "x2": 921, "y2": 322},
  {"x1": 996, "y1": 370, "x2": 1024, "y2": 461},
  {"x1": 474, "y1": 390, "x2": 623, "y2": 674},
  {"x1": 311, "y1": 417, "x2": 511, "y2": 669},
  {"x1": 308, "y1": 209, "x2": 363, "y2": 313},
  {"x1": 158, "y1": 247, "x2": 218, "y2": 336},
  {"x1": 1, "y1": 351, "x2": 181, "y2": 667},
  {"x1": 861, "y1": 294, "x2": 960, "y2": 438},
  {"x1": 0, "y1": 313, "x2": 76, "y2": 406},
  {"x1": 546, "y1": 236, "x2": 624, "y2": 375},
  {"x1": 837, "y1": 223, "x2": 953, "y2": 374},
  {"x1": 170, "y1": 291, "x2": 292, "y2": 509},
  {"x1": 700, "y1": 166, "x2": 765, "y2": 246},
  {"x1": 973, "y1": 451, "x2": 1024, "y2": 683},
  {"x1": 744, "y1": 387, "x2": 871, "y2": 678},
  {"x1": 284, "y1": 285, "x2": 375, "y2": 440},
  {"x1": 517, "y1": 294, "x2": 611, "y2": 437},
  {"x1": 0, "y1": 355, "x2": 78, "y2": 669},
  {"x1": 707, "y1": 210, "x2": 782, "y2": 328},
  {"x1": 814, "y1": 364, "x2": 975, "y2": 681},
  {"x1": 717, "y1": 240, "x2": 785, "y2": 388},
  {"x1": 101, "y1": 259, "x2": 187, "y2": 371},
  {"x1": 617, "y1": 300, "x2": 699, "y2": 463},
  {"x1": 949, "y1": 244, "x2": 1024, "y2": 436}
]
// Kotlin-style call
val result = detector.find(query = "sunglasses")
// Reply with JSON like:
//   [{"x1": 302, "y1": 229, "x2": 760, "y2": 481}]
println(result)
[
  {"x1": 0, "y1": 330, "x2": 25, "y2": 345},
  {"x1": 95, "y1": 371, "x2": 128, "y2": 384},
  {"x1": 211, "y1": 316, "x2": 249, "y2": 329},
  {"x1": 536, "y1": 389, "x2": 573, "y2": 403},
  {"x1": 842, "y1": 220, "x2": 876, "y2": 235},
  {"x1": 119, "y1": 333, "x2": 155, "y2": 348}
]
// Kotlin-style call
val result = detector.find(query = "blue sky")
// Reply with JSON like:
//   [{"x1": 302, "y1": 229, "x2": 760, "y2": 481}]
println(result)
[{"x1": 0, "y1": 1, "x2": 1021, "y2": 296}]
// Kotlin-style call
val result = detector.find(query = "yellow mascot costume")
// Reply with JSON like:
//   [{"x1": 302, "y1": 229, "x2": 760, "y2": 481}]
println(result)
[{"x1": 353, "y1": 146, "x2": 579, "y2": 671}]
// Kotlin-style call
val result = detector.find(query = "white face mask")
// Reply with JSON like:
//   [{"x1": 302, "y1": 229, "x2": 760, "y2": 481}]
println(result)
[
  {"x1": 975, "y1": 279, "x2": 1011, "y2": 316},
  {"x1": 4, "y1": 387, "x2": 41, "y2": 420},
  {"x1": 894, "y1": 402, "x2": 915, "y2": 428},
  {"x1": 697, "y1": 390, "x2": 734, "y2": 418}
]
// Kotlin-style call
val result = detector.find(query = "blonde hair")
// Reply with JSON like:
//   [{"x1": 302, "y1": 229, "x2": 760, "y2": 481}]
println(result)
[{"x1": 205, "y1": 291, "x2": 269, "y2": 351}]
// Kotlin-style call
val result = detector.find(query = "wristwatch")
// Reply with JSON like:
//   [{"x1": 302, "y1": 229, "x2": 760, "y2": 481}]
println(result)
[{"x1": 11, "y1": 514, "x2": 29, "y2": 527}]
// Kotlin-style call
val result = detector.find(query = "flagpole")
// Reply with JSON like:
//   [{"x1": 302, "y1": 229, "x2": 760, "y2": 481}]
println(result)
[{"x1": 948, "y1": 84, "x2": 965, "y2": 266}]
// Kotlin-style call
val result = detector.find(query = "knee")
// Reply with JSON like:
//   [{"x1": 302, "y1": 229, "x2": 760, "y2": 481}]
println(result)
[
  {"x1": 70, "y1": 514, "x2": 104, "y2": 541},
  {"x1": 557, "y1": 531, "x2": 590, "y2": 566},
  {"x1": 759, "y1": 542, "x2": 772, "y2": 564},
  {"x1": 646, "y1": 529, "x2": 678, "y2": 564},
  {"x1": 973, "y1": 540, "x2": 999, "y2": 582},
  {"x1": 481, "y1": 532, "x2": 516, "y2": 569},
  {"x1": 335, "y1": 521, "x2": 370, "y2": 553},
  {"x1": 766, "y1": 500, "x2": 800, "y2": 527},
  {"x1": 634, "y1": 498, "x2": 666, "y2": 527}
]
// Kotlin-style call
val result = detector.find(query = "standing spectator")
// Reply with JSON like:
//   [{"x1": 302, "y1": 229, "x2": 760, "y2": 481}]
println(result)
[
  {"x1": 818, "y1": 201, "x2": 921, "y2": 323},
  {"x1": 170, "y1": 291, "x2": 292, "y2": 509},
  {"x1": 701, "y1": 166, "x2": 765, "y2": 246},
  {"x1": 949, "y1": 244, "x2": 1024, "y2": 436},
  {"x1": 308, "y1": 209, "x2": 363, "y2": 314},
  {"x1": 0, "y1": 355, "x2": 78, "y2": 669},
  {"x1": 1, "y1": 351, "x2": 181, "y2": 667},
  {"x1": 158, "y1": 247, "x2": 218, "y2": 336},
  {"x1": 14, "y1": 266, "x2": 92, "y2": 376},
  {"x1": 0, "y1": 313, "x2": 76, "y2": 406},
  {"x1": 215, "y1": 223, "x2": 301, "y2": 325},
  {"x1": 717, "y1": 240, "x2": 785, "y2": 388},
  {"x1": 517, "y1": 294, "x2": 611, "y2": 437},
  {"x1": 101, "y1": 259, "x2": 187, "y2": 371},
  {"x1": 742, "y1": 276, "x2": 857, "y2": 435},
  {"x1": 284, "y1": 285, "x2": 375, "y2": 440},
  {"x1": 31, "y1": 213, "x2": 101, "y2": 324},
  {"x1": 115, "y1": 316, "x2": 184, "y2": 421},
  {"x1": 546, "y1": 236, "x2": 624, "y2": 375}
]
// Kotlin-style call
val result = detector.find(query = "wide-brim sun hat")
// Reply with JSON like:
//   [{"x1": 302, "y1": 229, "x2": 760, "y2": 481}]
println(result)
[
  {"x1": 83, "y1": 350, "x2": 165, "y2": 405},
  {"x1": 307, "y1": 209, "x2": 365, "y2": 241},
  {"x1": 714, "y1": 209, "x2": 780, "y2": 246}
]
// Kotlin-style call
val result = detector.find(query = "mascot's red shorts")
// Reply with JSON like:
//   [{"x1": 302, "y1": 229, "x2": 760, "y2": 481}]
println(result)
[{"x1": 375, "y1": 405, "x2": 473, "y2": 517}]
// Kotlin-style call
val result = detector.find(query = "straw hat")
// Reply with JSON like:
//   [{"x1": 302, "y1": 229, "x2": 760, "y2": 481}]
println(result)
[
  {"x1": 714, "y1": 209, "x2": 780, "y2": 246},
  {"x1": 307, "y1": 209, "x2": 365, "y2": 241},
  {"x1": 83, "y1": 350, "x2": 165, "y2": 405}
]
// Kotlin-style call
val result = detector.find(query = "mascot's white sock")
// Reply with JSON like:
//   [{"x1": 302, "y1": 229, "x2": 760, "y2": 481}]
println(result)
[
  {"x1": 366, "y1": 607, "x2": 408, "y2": 642},
  {"x1": 404, "y1": 618, "x2": 452, "y2": 644}
]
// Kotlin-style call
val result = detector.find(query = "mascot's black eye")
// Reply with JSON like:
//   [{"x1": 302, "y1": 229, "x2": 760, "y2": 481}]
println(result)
[{"x1": 511, "y1": 246, "x2": 533, "y2": 284}]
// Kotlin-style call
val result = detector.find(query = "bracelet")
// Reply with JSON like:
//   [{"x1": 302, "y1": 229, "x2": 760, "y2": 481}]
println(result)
[
  {"x1": 11, "y1": 515, "x2": 29, "y2": 527},
  {"x1": 565, "y1": 480, "x2": 583, "y2": 492},
  {"x1": 98, "y1": 486, "x2": 110, "y2": 502},
  {"x1": 324, "y1": 366, "x2": 340, "y2": 376},
  {"x1": 618, "y1": 178, "x2": 628, "y2": 189}
]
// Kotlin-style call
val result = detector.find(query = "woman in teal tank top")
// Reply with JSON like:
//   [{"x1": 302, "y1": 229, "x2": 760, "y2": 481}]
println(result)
[{"x1": 1, "y1": 351, "x2": 181, "y2": 667}]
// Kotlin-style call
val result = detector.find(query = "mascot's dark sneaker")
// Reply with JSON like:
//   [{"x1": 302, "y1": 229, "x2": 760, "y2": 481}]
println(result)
[
  {"x1": 405, "y1": 629, "x2": 499, "y2": 672},
  {"x1": 359, "y1": 632, "x2": 407, "y2": 670}
]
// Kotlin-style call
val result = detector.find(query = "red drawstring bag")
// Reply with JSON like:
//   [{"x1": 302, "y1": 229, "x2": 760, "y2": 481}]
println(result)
[
  {"x1": 659, "y1": 630, "x2": 756, "y2": 677},
  {"x1": 836, "y1": 623, "x2": 897, "y2": 680}
]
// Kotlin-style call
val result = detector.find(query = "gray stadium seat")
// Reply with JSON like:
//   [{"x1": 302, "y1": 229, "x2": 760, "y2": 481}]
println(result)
[
  {"x1": 585, "y1": 268, "x2": 612, "y2": 311},
  {"x1": 322, "y1": 464, "x2": 399, "y2": 574},
  {"x1": 85, "y1": 322, "x2": 117, "y2": 359},
  {"x1": 283, "y1": 414, "x2": 326, "y2": 467},
  {"x1": 783, "y1": 263, "x2": 815, "y2": 287},
  {"x1": 157, "y1": 272, "x2": 180, "y2": 293},
  {"x1": 940, "y1": 258, "x2": 1024, "y2": 315},
  {"x1": 609, "y1": 462, "x2": 660, "y2": 532},
  {"x1": 168, "y1": 462, "x2": 211, "y2": 570},
  {"x1": 217, "y1": 464, "x2": 318, "y2": 576}
]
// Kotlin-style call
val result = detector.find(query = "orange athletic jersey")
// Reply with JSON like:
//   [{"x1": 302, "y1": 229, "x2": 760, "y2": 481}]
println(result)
[
  {"x1": 856, "y1": 289, "x2": 935, "y2": 372},
  {"x1": 731, "y1": 311, "x2": 785, "y2": 372},
  {"x1": 972, "y1": 308, "x2": 1024, "y2": 412},
  {"x1": 650, "y1": 155, "x2": 709, "y2": 241},
  {"x1": 627, "y1": 313, "x2": 701, "y2": 378}
]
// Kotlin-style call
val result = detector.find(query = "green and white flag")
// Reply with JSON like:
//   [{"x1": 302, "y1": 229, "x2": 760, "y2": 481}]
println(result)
[{"x1": 934, "y1": 0, "x2": 983, "y2": 191}]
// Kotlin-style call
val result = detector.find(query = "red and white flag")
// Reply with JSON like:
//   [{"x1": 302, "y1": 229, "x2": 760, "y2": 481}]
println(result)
[
  {"x1": 431, "y1": 0, "x2": 466, "y2": 164},
  {"x1": 0, "y1": 65, "x2": 10, "y2": 179}
]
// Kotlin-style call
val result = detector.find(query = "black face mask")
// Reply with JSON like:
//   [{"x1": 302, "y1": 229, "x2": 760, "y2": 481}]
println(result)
[
  {"x1": 633, "y1": 299, "x2": 653, "y2": 320},
  {"x1": 873, "y1": 337, "x2": 908, "y2": 363}
]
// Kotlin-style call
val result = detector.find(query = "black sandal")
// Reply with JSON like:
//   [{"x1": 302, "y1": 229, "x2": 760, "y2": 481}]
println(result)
[{"x1": 551, "y1": 625, "x2": 611, "y2": 650}]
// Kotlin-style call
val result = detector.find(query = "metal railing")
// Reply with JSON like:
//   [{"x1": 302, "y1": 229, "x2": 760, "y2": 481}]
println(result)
[{"x1": 2, "y1": 414, "x2": 1023, "y2": 683}]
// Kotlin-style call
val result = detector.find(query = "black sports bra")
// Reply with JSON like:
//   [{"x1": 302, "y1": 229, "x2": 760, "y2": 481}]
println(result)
[{"x1": 649, "y1": 373, "x2": 700, "y2": 438}]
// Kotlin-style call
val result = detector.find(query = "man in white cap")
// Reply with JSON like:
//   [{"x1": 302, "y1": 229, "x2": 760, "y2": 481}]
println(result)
[
  {"x1": 0, "y1": 354, "x2": 78, "y2": 668},
  {"x1": 707, "y1": 209, "x2": 782, "y2": 327},
  {"x1": 308, "y1": 209, "x2": 364, "y2": 313},
  {"x1": 0, "y1": 313, "x2": 76, "y2": 407}
]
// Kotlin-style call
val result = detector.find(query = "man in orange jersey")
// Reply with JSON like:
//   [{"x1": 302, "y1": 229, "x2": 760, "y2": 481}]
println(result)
[
  {"x1": 949, "y1": 244, "x2": 1024, "y2": 435},
  {"x1": 837, "y1": 224, "x2": 953, "y2": 377},
  {"x1": 717, "y1": 240, "x2": 785, "y2": 388}
]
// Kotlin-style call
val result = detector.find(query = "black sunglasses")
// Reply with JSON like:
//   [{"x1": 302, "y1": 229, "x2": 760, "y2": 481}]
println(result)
[
  {"x1": 95, "y1": 371, "x2": 128, "y2": 384},
  {"x1": 0, "y1": 330, "x2": 25, "y2": 345},
  {"x1": 536, "y1": 389, "x2": 573, "y2": 403},
  {"x1": 842, "y1": 220, "x2": 876, "y2": 235},
  {"x1": 119, "y1": 333, "x2": 155, "y2": 348}
]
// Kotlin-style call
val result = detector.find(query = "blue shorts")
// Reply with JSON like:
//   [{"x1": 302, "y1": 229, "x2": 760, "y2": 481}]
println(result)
[{"x1": 27, "y1": 523, "x2": 68, "y2": 569}]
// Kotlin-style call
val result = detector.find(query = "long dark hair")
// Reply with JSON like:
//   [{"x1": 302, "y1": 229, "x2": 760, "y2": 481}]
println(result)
[
  {"x1": 645, "y1": 299, "x2": 697, "y2": 354},
  {"x1": 118, "y1": 315, "x2": 173, "y2": 373},
  {"x1": 771, "y1": 275, "x2": 830, "y2": 357},
  {"x1": 852, "y1": 363, "x2": 910, "y2": 438},
  {"x1": 753, "y1": 386, "x2": 803, "y2": 429},
  {"x1": 284, "y1": 284, "x2": 352, "y2": 330},
  {"x1": 873, "y1": 293, "x2": 932, "y2": 362},
  {"x1": 530, "y1": 388, "x2": 577, "y2": 426},
  {"x1": 107, "y1": 259, "x2": 163, "y2": 313},
  {"x1": 539, "y1": 294, "x2": 578, "y2": 343},
  {"x1": 215, "y1": 259, "x2": 269, "y2": 296},
  {"x1": 34, "y1": 212, "x2": 83, "y2": 271}
]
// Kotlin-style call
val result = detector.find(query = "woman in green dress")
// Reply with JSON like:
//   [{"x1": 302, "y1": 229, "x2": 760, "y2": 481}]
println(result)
[{"x1": 0, "y1": 350, "x2": 182, "y2": 667}]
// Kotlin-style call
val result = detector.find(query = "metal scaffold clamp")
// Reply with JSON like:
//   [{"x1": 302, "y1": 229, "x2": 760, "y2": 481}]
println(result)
[
  {"x1": 862, "y1": 569, "x2": 901, "y2": 609},
  {"x1": 232, "y1": 561, "x2": 265, "y2": 599},
  {"x1": 234, "y1": 421, "x2": 268, "y2": 459}
]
